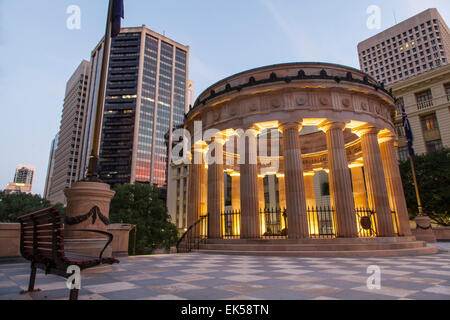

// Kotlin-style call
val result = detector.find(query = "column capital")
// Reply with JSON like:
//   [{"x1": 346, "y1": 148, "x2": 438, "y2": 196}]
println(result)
[
  {"x1": 279, "y1": 121, "x2": 303, "y2": 133},
  {"x1": 378, "y1": 131, "x2": 397, "y2": 144},
  {"x1": 352, "y1": 124, "x2": 381, "y2": 137},
  {"x1": 207, "y1": 133, "x2": 226, "y2": 145},
  {"x1": 318, "y1": 120, "x2": 346, "y2": 133}
]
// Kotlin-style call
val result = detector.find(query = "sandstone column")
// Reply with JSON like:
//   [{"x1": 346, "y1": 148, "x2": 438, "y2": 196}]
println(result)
[
  {"x1": 207, "y1": 136, "x2": 225, "y2": 239},
  {"x1": 187, "y1": 143, "x2": 204, "y2": 228},
  {"x1": 379, "y1": 132, "x2": 413, "y2": 236},
  {"x1": 357, "y1": 125, "x2": 396, "y2": 237},
  {"x1": 351, "y1": 166, "x2": 369, "y2": 209},
  {"x1": 319, "y1": 121, "x2": 358, "y2": 238},
  {"x1": 280, "y1": 122, "x2": 309, "y2": 239},
  {"x1": 239, "y1": 128, "x2": 260, "y2": 238}
]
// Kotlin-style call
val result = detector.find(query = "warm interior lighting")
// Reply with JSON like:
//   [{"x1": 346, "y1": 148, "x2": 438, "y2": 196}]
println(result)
[
  {"x1": 346, "y1": 120, "x2": 368, "y2": 130},
  {"x1": 302, "y1": 118, "x2": 327, "y2": 126},
  {"x1": 254, "y1": 121, "x2": 279, "y2": 131}
]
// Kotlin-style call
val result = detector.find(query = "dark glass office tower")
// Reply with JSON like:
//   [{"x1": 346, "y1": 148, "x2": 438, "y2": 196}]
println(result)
[{"x1": 80, "y1": 26, "x2": 190, "y2": 188}]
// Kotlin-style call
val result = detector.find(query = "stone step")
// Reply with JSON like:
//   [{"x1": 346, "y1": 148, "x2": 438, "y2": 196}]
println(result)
[
  {"x1": 194, "y1": 246, "x2": 439, "y2": 257},
  {"x1": 205, "y1": 236, "x2": 418, "y2": 245},
  {"x1": 198, "y1": 241, "x2": 427, "y2": 252}
]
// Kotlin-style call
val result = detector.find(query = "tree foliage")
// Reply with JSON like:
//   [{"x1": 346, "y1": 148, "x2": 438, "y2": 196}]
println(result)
[
  {"x1": 399, "y1": 148, "x2": 450, "y2": 226},
  {"x1": 109, "y1": 183, "x2": 179, "y2": 255},
  {"x1": 0, "y1": 191, "x2": 65, "y2": 222}
]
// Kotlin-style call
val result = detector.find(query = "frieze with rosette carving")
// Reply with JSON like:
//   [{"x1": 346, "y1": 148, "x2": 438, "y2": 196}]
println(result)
[{"x1": 294, "y1": 94, "x2": 309, "y2": 108}]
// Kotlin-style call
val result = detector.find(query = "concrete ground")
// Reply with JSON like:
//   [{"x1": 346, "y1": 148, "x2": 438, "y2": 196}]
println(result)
[{"x1": 0, "y1": 243, "x2": 449, "y2": 300}]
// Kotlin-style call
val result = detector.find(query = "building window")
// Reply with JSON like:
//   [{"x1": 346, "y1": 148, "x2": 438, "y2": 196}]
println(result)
[
  {"x1": 426, "y1": 139, "x2": 443, "y2": 153},
  {"x1": 395, "y1": 98, "x2": 405, "y2": 116},
  {"x1": 398, "y1": 146, "x2": 409, "y2": 162},
  {"x1": 415, "y1": 89, "x2": 433, "y2": 110},
  {"x1": 395, "y1": 123, "x2": 405, "y2": 137},
  {"x1": 445, "y1": 83, "x2": 450, "y2": 101},
  {"x1": 421, "y1": 113, "x2": 439, "y2": 132}
]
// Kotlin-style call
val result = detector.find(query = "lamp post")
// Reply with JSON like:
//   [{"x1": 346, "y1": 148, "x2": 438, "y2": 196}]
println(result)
[{"x1": 63, "y1": 0, "x2": 122, "y2": 258}]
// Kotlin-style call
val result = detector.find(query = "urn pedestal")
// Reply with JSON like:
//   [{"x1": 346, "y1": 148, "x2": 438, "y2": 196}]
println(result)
[
  {"x1": 414, "y1": 216, "x2": 437, "y2": 243},
  {"x1": 64, "y1": 181, "x2": 116, "y2": 271}
]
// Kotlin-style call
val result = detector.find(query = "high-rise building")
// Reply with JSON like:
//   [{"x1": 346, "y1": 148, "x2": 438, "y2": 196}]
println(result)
[
  {"x1": 43, "y1": 134, "x2": 58, "y2": 199},
  {"x1": 358, "y1": 8, "x2": 450, "y2": 85},
  {"x1": 79, "y1": 25, "x2": 190, "y2": 188},
  {"x1": 4, "y1": 165, "x2": 35, "y2": 194},
  {"x1": 48, "y1": 60, "x2": 90, "y2": 204}
]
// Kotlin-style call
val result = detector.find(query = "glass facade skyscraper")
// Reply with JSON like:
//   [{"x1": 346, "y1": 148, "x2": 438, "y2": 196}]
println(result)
[{"x1": 80, "y1": 26, "x2": 190, "y2": 188}]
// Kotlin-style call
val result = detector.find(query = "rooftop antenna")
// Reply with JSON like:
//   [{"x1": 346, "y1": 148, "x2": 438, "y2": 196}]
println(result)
[{"x1": 393, "y1": 10, "x2": 398, "y2": 24}]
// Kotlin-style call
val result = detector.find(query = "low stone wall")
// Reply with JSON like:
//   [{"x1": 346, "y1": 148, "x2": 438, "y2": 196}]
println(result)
[
  {"x1": 430, "y1": 227, "x2": 450, "y2": 241},
  {"x1": 107, "y1": 224, "x2": 134, "y2": 257},
  {"x1": 411, "y1": 227, "x2": 450, "y2": 241},
  {"x1": 0, "y1": 223, "x2": 133, "y2": 259},
  {"x1": 0, "y1": 223, "x2": 21, "y2": 258}
]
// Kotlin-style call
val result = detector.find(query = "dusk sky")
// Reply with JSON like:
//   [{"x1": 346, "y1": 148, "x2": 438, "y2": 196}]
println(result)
[{"x1": 1, "y1": 0, "x2": 449, "y2": 196}]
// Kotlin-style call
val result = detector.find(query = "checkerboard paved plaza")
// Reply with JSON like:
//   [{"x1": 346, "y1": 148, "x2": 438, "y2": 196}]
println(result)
[{"x1": 1, "y1": 243, "x2": 449, "y2": 300}]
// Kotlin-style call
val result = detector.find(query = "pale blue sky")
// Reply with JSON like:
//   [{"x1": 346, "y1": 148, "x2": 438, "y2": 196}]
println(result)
[{"x1": 1, "y1": 0, "x2": 449, "y2": 196}]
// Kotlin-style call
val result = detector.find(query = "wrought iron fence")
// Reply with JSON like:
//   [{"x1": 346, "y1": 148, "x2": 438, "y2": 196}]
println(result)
[
  {"x1": 221, "y1": 210, "x2": 241, "y2": 239},
  {"x1": 176, "y1": 214, "x2": 208, "y2": 253},
  {"x1": 260, "y1": 208, "x2": 287, "y2": 238},
  {"x1": 355, "y1": 208, "x2": 379, "y2": 238},
  {"x1": 307, "y1": 206, "x2": 336, "y2": 238}
]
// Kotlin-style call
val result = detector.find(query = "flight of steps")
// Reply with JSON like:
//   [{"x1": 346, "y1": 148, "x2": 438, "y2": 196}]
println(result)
[{"x1": 194, "y1": 237, "x2": 438, "y2": 257}]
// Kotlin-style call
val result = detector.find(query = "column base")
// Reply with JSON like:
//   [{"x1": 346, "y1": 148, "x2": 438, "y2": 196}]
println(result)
[{"x1": 414, "y1": 216, "x2": 437, "y2": 243}]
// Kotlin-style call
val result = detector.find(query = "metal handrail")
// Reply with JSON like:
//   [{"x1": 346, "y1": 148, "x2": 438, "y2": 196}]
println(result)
[{"x1": 176, "y1": 214, "x2": 208, "y2": 253}]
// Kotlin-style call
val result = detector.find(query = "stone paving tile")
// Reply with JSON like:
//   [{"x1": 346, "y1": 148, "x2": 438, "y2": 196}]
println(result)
[
  {"x1": 101, "y1": 287, "x2": 164, "y2": 300},
  {"x1": 248, "y1": 288, "x2": 316, "y2": 300},
  {"x1": 188, "y1": 278, "x2": 240, "y2": 288},
  {"x1": 129, "y1": 278, "x2": 179, "y2": 287},
  {"x1": 327, "y1": 289, "x2": 395, "y2": 300},
  {"x1": 222, "y1": 295, "x2": 263, "y2": 300},
  {"x1": 404, "y1": 291, "x2": 450, "y2": 300},
  {"x1": 84, "y1": 281, "x2": 139, "y2": 294},
  {"x1": 276, "y1": 274, "x2": 327, "y2": 283},
  {"x1": 216, "y1": 283, "x2": 269, "y2": 295},
  {"x1": 351, "y1": 285, "x2": 418, "y2": 298},
  {"x1": 138, "y1": 294, "x2": 186, "y2": 300},
  {"x1": 423, "y1": 285, "x2": 450, "y2": 296},
  {"x1": 288, "y1": 283, "x2": 344, "y2": 296},
  {"x1": 222, "y1": 274, "x2": 270, "y2": 283},
  {"x1": 316, "y1": 279, "x2": 365, "y2": 290},
  {"x1": 173, "y1": 288, "x2": 238, "y2": 300}
]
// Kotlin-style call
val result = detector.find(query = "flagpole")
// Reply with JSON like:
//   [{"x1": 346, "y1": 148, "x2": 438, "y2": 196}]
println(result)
[
  {"x1": 409, "y1": 156, "x2": 423, "y2": 216},
  {"x1": 86, "y1": 0, "x2": 114, "y2": 181}
]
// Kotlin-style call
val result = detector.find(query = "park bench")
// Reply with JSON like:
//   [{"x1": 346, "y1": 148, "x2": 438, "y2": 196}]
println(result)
[{"x1": 17, "y1": 207, "x2": 119, "y2": 300}]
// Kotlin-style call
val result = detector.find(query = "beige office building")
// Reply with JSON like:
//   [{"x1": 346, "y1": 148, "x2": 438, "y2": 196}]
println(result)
[
  {"x1": 390, "y1": 63, "x2": 450, "y2": 160},
  {"x1": 358, "y1": 8, "x2": 450, "y2": 85},
  {"x1": 167, "y1": 164, "x2": 189, "y2": 234},
  {"x1": 48, "y1": 60, "x2": 90, "y2": 205}
]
